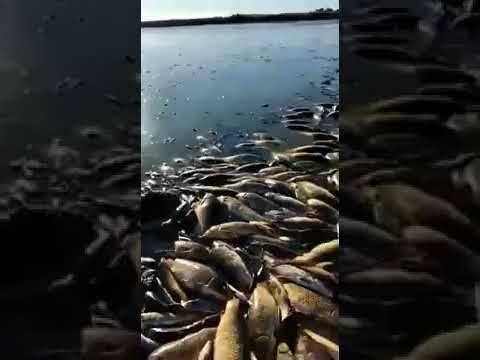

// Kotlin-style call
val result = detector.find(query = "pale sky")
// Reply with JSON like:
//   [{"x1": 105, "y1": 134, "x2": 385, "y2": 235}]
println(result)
[{"x1": 142, "y1": 0, "x2": 339, "y2": 21}]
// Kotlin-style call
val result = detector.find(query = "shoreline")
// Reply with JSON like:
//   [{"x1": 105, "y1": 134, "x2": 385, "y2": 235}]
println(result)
[{"x1": 141, "y1": 10, "x2": 339, "y2": 28}]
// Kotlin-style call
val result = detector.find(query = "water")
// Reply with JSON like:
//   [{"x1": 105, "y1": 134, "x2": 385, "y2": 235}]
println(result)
[
  {"x1": 141, "y1": 20, "x2": 339, "y2": 172},
  {"x1": 0, "y1": 0, "x2": 139, "y2": 186}
]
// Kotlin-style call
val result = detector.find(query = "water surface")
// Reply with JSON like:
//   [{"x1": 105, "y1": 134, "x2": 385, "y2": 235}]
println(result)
[{"x1": 141, "y1": 20, "x2": 339, "y2": 171}]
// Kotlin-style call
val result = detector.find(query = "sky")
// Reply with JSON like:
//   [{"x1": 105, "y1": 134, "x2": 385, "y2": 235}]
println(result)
[{"x1": 142, "y1": 0, "x2": 339, "y2": 21}]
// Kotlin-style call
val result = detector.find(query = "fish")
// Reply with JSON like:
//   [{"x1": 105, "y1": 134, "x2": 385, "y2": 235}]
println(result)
[
  {"x1": 225, "y1": 180, "x2": 271, "y2": 194},
  {"x1": 399, "y1": 324, "x2": 480, "y2": 360},
  {"x1": 236, "y1": 192, "x2": 282, "y2": 213},
  {"x1": 283, "y1": 282, "x2": 337, "y2": 322},
  {"x1": 343, "y1": 269, "x2": 453, "y2": 298},
  {"x1": 287, "y1": 240, "x2": 339, "y2": 266},
  {"x1": 224, "y1": 154, "x2": 264, "y2": 165},
  {"x1": 291, "y1": 181, "x2": 338, "y2": 206},
  {"x1": 198, "y1": 340, "x2": 213, "y2": 360},
  {"x1": 164, "y1": 258, "x2": 226, "y2": 302},
  {"x1": 217, "y1": 196, "x2": 267, "y2": 222},
  {"x1": 365, "y1": 184, "x2": 480, "y2": 250},
  {"x1": 214, "y1": 298, "x2": 244, "y2": 360},
  {"x1": 247, "y1": 282, "x2": 280, "y2": 360},
  {"x1": 201, "y1": 221, "x2": 276, "y2": 241},
  {"x1": 174, "y1": 240, "x2": 211, "y2": 262},
  {"x1": 264, "y1": 192, "x2": 307, "y2": 212},
  {"x1": 148, "y1": 327, "x2": 217, "y2": 360},
  {"x1": 273, "y1": 264, "x2": 333, "y2": 299},
  {"x1": 210, "y1": 241, "x2": 253, "y2": 292}
]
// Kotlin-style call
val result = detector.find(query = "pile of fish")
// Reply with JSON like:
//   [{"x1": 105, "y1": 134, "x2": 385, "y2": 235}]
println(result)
[
  {"x1": 141, "y1": 103, "x2": 340, "y2": 359},
  {"x1": 342, "y1": 1, "x2": 480, "y2": 359},
  {"x1": 0, "y1": 124, "x2": 140, "y2": 357}
]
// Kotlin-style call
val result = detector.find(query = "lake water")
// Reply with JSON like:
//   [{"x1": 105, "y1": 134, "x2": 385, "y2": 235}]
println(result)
[{"x1": 141, "y1": 20, "x2": 339, "y2": 172}]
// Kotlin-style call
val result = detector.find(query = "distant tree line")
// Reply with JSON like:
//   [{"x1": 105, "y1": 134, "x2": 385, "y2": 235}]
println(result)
[{"x1": 142, "y1": 9, "x2": 339, "y2": 28}]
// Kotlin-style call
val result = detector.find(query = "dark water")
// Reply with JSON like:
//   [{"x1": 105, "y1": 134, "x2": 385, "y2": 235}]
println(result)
[
  {"x1": 0, "y1": 0, "x2": 139, "y2": 186},
  {"x1": 141, "y1": 20, "x2": 339, "y2": 171}
]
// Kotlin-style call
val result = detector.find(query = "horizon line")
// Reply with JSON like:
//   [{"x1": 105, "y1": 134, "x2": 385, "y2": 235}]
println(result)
[{"x1": 141, "y1": 8, "x2": 339, "y2": 22}]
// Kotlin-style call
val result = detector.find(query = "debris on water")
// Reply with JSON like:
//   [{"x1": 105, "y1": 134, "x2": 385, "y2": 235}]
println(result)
[
  {"x1": 163, "y1": 137, "x2": 176, "y2": 144},
  {"x1": 196, "y1": 135, "x2": 209, "y2": 143}
]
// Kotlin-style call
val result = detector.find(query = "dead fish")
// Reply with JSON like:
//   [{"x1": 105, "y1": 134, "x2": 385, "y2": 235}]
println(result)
[
  {"x1": 190, "y1": 186, "x2": 239, "y2": 197},
  {"x1": 201, "y1": 221, "x2": 276, "y2": 240},
  {"x1": 267, "y1": 274, "x2": 292, "y2": 321},
  {"x1": 174, "y1": 240, "x2": 211, "y2": 262},
  {"x1": 194, "y1": 193, "x2": 226, "y2": 234},
  {"x1": 142, "y1": 312, "x2": 204, "y2": 330},
  {"x1": 235, "y1": 142, "x2": 257, "y2": 149},
  {"x1": 214, "y1": 298, "x2": 244, "y2": 360},
  {"x1": 269, "y1": 171, "x2": 303, "y2": 181},
  {"x1": 343, "y1": 269, "x2": 452, "y2": 298},
  {"x1": 218, "y1": 196, "x2": 267, "y2": 222},
  {"x1": 196, "y1": 156, "x2": 226, "y2": 165},
  {"x1": 259, "y1": 165, "x2": 289, "y2": 176},
  {"x1": 399, "y1": 324, "x2": 480, "y2": 360},
  {"x1": 351, "y1": 44, "x2": 419, "y2": 66},
  {"x1": 283, "y1": 282, "x2": 337, "y2": 322},
  {"x1": 224, "y1": 154, "x2": 264, "y2": 165},
  {"x1": 307, "y1": 198, "x2": 339, "y2": 222},
  {"x1": 285, "y1": 124, "x2": 316, "y2": 132},
  {"x1": 287, "y1": 145, "x2": 334, "y2": 154},
  {"x1": 211, "y1": 241, "x2": 253, "y2": 292},
  {"x1": 299, "y1": 264, "x2": 337, "y2": 284},
  {"x1": 226, "y1": 180, "x2": 271, "y2": 194},
  {"x1": 363, "y1": 113, "x2": 442, "y2": 133},
  {"x1": 368, "y1": 95, "x2": 464, "y2": 117},
  {"x1": 249, "y1": 234, "x2": 300, "y2": 252},
  {"x1": 164, "y1": 258, "x2": 226, "y2": 302},
  {"x1": 287, "y1": 152, "x2": 330, "y2": 164},
  {"x1": 236, "y1": 192, "x2": 282, "y2": 213},
  {"x1": 264, "y1": 192, "x2": 307, "y2": 212},
  {"x1": 287, "y1": 240, "x2": 339, "y2": 266},
  {"x1": 149, "y1": 327, "x2": 217, "y2": 360},
  {"x1": 234, "y1": 162, "x2": 269, "y2": 173},
  {"x1": 303, "y1": 328, "x2": 339, "y2": 356},
  {"x1": 264, "y1": 179, "x2": 296, "y2": 197},
  {"x1": 291, "y1": 181, "x2": 338, "y2": 206},
  {"x1": 158, "y1": 261, "x2": 189, "y2": 303},
  {"x1": 340, "y1": 217, "x2": 399, "y2": 254},
  {"x1": 402, "y1": 226, "x2": 480, "y2": 281},
  {"x1": 148, "y1": 313, "x2": 220, "y2": 336},
  {"x1": 277, "y1": 217, "x2": 331, "y2": 231},
  {"x1": 273, "y1": 264, "x2": 333, "y2": 299},
  {"x1": 198, "y1": 340, "x2": 213, "y2": 360},
  {"x1": 247, "y1": 282, "x2": 280, "y2": 360},
  {"x1": 365, "y1": 183, "x2": 480, "y2": 250}
]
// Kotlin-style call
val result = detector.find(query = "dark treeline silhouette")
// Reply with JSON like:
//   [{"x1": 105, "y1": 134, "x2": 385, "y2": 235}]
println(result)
[{"x1": 141, "y1": 9, "x2": 339, "y2": 28}]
